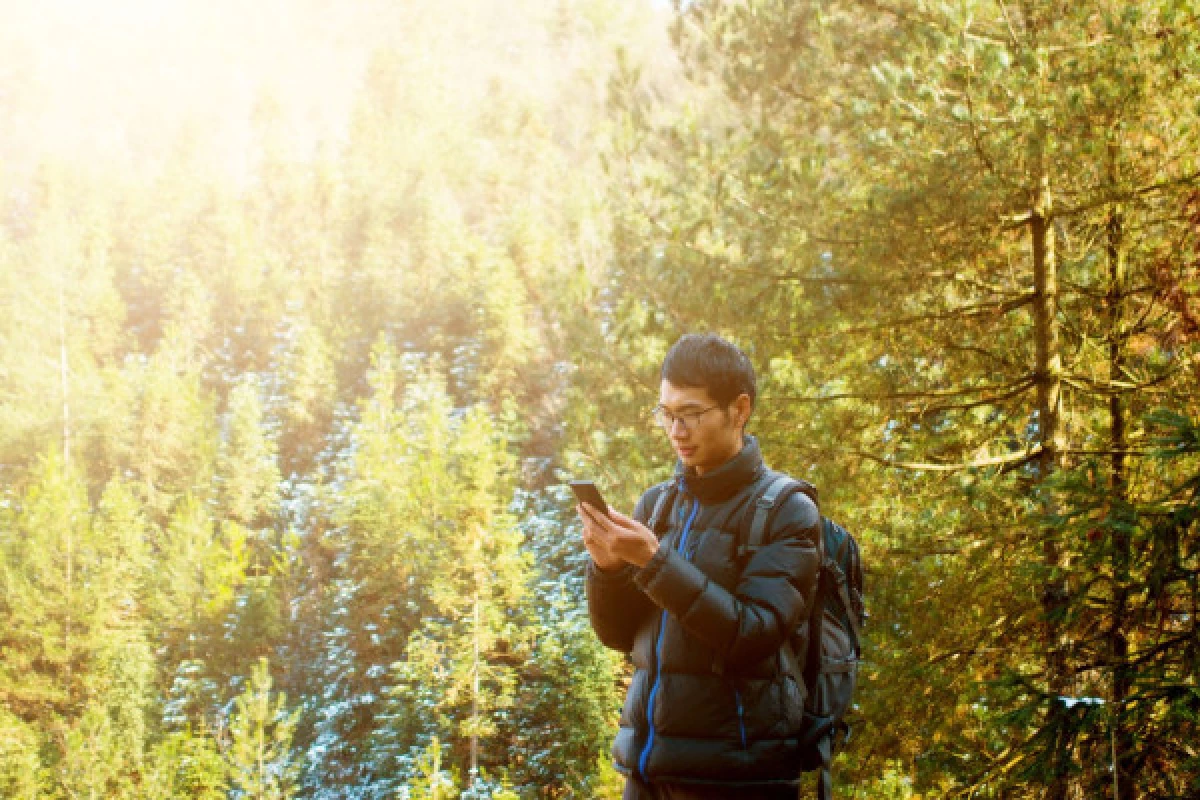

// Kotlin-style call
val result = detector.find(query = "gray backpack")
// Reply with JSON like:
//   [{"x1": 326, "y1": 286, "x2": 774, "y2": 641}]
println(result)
[
  {"x1": 744, "y1": 472, "x2": 864, "y2": 800},
  {"x1": 648, "y1": 470, "x2": 865, "y2": 800}
]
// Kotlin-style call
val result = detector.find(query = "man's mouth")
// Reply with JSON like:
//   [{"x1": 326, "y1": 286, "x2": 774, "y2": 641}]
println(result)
[{"x1": 677, "y1": 446, "x2": 696, "y2": 458}]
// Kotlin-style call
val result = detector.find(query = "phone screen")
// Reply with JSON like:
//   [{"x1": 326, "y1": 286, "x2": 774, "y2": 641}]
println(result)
[{"x1": 568, "y1": 481, "x2": 610, "y2": 517}]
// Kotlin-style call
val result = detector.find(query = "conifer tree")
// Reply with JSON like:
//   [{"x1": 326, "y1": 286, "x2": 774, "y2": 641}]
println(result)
[
  {"x1": 0, "y1": 709, "x2": 42, "y2": 799},
  {"x1": 226, "y1": 658, "x2": 301, "y2": 800},
  {"x1": 370, "y1": 403, "x2": 529, "y2": 792},
  {"x1": 219, "y1": 376, "x2": 282, "y2": 530}
]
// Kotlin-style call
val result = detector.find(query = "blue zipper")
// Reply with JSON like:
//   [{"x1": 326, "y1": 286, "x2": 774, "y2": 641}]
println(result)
[
  {"x1": 734, "y1": 688, "x2": 747, "y2": 749},
  {"x1": 637, "y1": 497, "x2": 700, "y2": 782}
]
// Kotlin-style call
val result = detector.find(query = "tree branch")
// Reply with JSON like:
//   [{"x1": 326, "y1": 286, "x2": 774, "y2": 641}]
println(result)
[
  {"x1": 914, "y1": 377, "x2": 1036, "y2": 414},
  {"x1": 777, "y1": 375, "x2": 1036, "y2": 403},
  {"x1": 832, "y1": 294, "x2": 1035, "y2": 336},
  {"x1": 1053, "y1": 170, "x2": 1200, "y2": 220},
  {"x1": 854, "y1": 447, "x2": 1042, "y2": 472},
  {"x1": 1061, "y1": 369, "x2": 1176, "y2": 396}
]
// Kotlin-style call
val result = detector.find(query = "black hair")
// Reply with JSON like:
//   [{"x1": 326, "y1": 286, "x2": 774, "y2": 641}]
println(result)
[{"x1": 661, "y1": 333, "x2": 756, "y2": 409}]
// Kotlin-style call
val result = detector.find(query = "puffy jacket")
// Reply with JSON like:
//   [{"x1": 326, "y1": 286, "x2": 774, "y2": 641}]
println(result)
[{"x1": 587, "y1": 436, "x2": 821, "y2": 787}]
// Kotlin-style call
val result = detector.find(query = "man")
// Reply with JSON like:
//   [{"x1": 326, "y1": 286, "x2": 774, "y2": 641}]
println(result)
[{"x1": 579, "y1": 333, "x2": 821, "y2": 799}]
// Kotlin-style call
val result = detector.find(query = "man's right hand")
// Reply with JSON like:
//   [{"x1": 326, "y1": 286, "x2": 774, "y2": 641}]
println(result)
[{"x1": 578, "y1": 503, "x2": 624, "y2": 571}]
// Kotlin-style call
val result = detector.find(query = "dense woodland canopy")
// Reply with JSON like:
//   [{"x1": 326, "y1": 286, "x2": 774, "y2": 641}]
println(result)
[{"x1": 1, "y1": 0, "x2": 1198, "y2": 798}]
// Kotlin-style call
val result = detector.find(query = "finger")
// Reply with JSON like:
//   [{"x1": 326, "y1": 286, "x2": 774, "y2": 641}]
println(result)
[
  {"x1": 579, "y1": 503, "x2": 603, "y2": 524},
  {"x1": 582, "y1": 502, "x2": 613, "y2": 530},
  {"x1": 607, "y1": 509, "x2": 644, "y2": 534}
]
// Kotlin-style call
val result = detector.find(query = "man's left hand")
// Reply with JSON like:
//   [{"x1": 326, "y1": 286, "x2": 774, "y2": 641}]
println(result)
[{"x1": 579, "y1": 505, "x2": 660, "y2": 568}]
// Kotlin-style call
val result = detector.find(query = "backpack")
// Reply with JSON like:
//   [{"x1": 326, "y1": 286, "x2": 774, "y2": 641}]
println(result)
[{"x1": 647, "y1": 470, "x2": 865, "y2": 800}]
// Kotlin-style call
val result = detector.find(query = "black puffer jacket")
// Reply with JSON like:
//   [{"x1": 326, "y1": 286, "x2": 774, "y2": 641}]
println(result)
[{"x1": 587, "y1": 437, "x2": 821, "y2": 787}]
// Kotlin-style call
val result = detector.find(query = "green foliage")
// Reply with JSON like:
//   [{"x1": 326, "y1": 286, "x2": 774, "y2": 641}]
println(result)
[
  {"x1": 226, "y1": 658, "x2": 301, "y2": 800},
  {"x1": 509, "y1": 488, "x2": 627, "y2": 795},
  {"x1": 145, "y1": 729, "x2": 227, "y2": 799},
  {"x1": 0, "y1": 709, "x2": 43, "y2": 799},
  {"x1": 0, "y1": 458, "x2": 160, "y2": 797},
  {"x1": 218, "y1": 377, "x2": 282, "y2": 528},
  {"x1": 403, "y1": 736, "x2": 460, "y2": 800}
]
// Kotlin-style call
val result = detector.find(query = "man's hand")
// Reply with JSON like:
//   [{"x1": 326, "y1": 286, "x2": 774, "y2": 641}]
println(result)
[
  {"x1": 578, "y1": 503, "x2": 660, "y2": 569},
  {"x1": 578, "y1": 502, "x2": 623, "y2": 570}
]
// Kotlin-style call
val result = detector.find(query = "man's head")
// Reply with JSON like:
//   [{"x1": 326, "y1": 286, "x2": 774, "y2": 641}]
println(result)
[{"x1": 657, "y1": 333, "x2": 755, "y2": 475}]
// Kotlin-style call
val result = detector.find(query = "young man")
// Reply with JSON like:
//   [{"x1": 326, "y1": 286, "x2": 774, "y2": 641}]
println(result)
[{"x1": 579, "y1": 333, "x2": 821, "y2": 799}]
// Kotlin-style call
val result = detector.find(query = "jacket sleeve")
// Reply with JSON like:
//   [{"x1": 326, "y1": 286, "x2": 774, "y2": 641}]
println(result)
[
  {"x1": 585, "y1": 487, "x2": 661, "y2": 653},
  {"x1": 632, "y1": 490, "x2": 820, "y2": 671}
]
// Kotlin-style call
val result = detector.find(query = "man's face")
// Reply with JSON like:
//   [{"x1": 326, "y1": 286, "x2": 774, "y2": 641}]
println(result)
[{"x1": 657, "y1": 380, "x2": 746, "y2": 475}]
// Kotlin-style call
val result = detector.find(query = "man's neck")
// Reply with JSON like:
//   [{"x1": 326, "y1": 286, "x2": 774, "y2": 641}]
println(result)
[{"x1": 693, "y1": 434, "x2": 745, "y2": 477}]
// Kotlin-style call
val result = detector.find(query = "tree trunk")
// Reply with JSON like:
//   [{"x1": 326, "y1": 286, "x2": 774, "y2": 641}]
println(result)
[
  {"x1": 59, "y1": 280, "x2": 70, "y2": 468},
  {"x1": 1031, "y1": 173, "x2": 1070, "y2": 800},
  {"x1": 471, "y1": 586, "x2": 480, "y2": 785},
  {"x1": 1105, "y1": 191, "x2": 1135, "y2": 799},
  {"x1": 59, "y1": 278, "x2": 73, "y2": 696}
]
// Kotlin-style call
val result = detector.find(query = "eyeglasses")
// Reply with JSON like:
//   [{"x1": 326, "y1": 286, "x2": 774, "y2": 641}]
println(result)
[{"x1": 651, "y1": 404, "x2": 721, "y2": 432}]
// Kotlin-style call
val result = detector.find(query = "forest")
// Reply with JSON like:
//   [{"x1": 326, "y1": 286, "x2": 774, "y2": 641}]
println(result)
[{"x1": 1, "y1": 0, "x2": 1197, "y2": 797}]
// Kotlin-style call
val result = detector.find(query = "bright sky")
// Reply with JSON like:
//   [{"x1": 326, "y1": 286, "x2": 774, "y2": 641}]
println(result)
[
  {"x1": 0, "y1": 0, "x2": 674, "y2": 188},
  {"x1": 0, "y1": 0, "x2": 384, "y2": 180}
]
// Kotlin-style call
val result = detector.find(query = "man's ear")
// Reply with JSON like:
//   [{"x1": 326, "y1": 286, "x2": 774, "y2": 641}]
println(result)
[{"x1": 733, "y1": 393, "x2": 753, "y2": 431}]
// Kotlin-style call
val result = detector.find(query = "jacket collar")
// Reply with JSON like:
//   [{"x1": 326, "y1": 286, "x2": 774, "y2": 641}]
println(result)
[{"x1": 675, "y1": 435, "x2": 764, "y2": 506}]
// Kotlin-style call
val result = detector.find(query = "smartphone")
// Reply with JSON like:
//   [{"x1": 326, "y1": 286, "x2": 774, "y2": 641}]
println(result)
[{"x1": 568, "y1": 480, "x2": 610, "y2": 518}]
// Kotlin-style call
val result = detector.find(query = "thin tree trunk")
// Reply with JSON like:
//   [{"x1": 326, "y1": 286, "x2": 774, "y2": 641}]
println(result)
[
  {"x1": 1031, "y1": 172, "x2": 1070, "y2": 800},
  {"x1": 471, "y1": 585, "x2": 480, "y2": 785},
  {"x1": 470, "y1": 528, "x2": 483, "y2": 788},
  {"x1": 1105, "y1": 188, "x2": 1134, "y2": 799},
  {"x1": 59, "y1": 280, "x2": 70, "y2": 467},
  {"x1": 60, "y1": 276, "x2": 73, "y2": 696}
]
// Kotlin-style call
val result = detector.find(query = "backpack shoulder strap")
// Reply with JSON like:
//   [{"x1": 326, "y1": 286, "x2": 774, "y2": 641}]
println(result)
[
  {"x1": 739, "y1": 473, "x2": 792, "y2": 554},
  {"x1": 746, "y1": 473, "x2": 797, "y2": 549},
  {"x1": 646, "y1": 480, "x2": 678, "y2": 535},
  {"x1": 738, "y1": 472, "x2": 820, "y2": 560}
]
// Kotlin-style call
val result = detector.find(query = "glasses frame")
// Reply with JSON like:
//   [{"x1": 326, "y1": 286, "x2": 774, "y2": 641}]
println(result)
[{"x1": 651, "y1": 403, "x2": 722, "y2": 433}]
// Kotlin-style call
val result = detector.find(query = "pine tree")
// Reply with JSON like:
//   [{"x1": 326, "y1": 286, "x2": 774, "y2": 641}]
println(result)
[
  {"x1": 218, "y1": 376, "x2": 282, "y2": 530},
  {"x1": 0, "y1": 453, "x2": 91, "y2": 728},
  {"x1": 225, "y1": 658, "x2": 301, "y2": 800},
  {"x1": 507, "y1": 488, "x2": 627, "y2": 797},
  {"x1": 370, "y1": 403, "x2": 529, "y2": 793},
  {"x1": 0, "y1": 709, "x2": 43, "y2": 799},
  {"x1": 144, "y1": 729, "x2": 227, "y2": 800}
]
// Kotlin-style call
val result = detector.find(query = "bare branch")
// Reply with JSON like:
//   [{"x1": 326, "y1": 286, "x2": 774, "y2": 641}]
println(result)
[
  {"x1": 1061, "y1": 369, "x2": 1177, "y2": 396},
  {"x1": 854, "y1": 447, "x2": 1042, "y2": 472},
  {"x1": 776, "y1": 375, "x2": 1036, "y2": 404},
  {"x1": 719, "y1": 264, "x2": 909, "y2": 287},
  {"x1": 832, "y1": 294, "x2": 1035, "y2": 336},
  {"x1": 996, "y1": 0, "x2": 1021, "y2": 47},
  {"x1": 1054, "y1": 170, "x2": 1200, "y2": 220},
  {"x1": 915, "y1": 378, "x2": 1037, "y2": 413}
]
